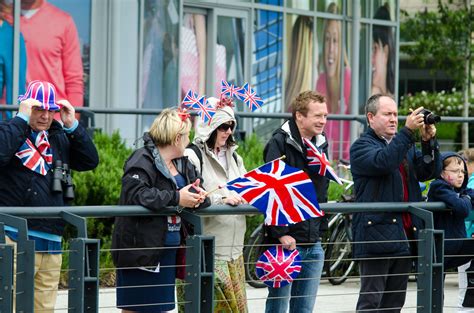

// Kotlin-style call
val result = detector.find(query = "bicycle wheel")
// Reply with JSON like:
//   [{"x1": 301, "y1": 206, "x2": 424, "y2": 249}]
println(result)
[
  {"x1": 325, "y1": 220, "x2": 355, "y2": 285},
  {"x1": 243, "y1": 227, "x2": 267, "y2": 288}
]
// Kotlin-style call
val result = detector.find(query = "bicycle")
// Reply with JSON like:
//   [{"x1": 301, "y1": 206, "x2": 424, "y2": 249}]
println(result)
[{"x1": 243, "y1": 166, "x2": 356, "y2": 288}]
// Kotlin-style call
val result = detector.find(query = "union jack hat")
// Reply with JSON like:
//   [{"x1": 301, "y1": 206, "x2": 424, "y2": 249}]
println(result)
[
  {"x1": 18, "y1": 80, "x2": 61, "y2": 111},
  {"x1": 255, "y1": 246, "x2": 302, "y2": 288}
]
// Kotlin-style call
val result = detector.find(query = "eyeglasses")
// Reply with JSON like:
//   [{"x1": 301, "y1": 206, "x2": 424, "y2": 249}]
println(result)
[
  {"x1": 217, "y1": 123, "x2": 234, "y2": 132},
  {"x1": 444, "y1": 168, "x2": 467, "y2": 176}
]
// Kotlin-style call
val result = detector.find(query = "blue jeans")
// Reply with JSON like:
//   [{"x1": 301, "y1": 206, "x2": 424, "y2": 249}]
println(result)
[{"x1": 265, "y1": 241, "x2": 324, "y2": 313}]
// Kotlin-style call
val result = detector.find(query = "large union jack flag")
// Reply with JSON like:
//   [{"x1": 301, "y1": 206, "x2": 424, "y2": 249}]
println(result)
[
  {"x1": 15, "y1": 131, "x2": 52, "y2": 176},
  {"x1": 236, "y1": 82, "x2": 264, "y2": 112},
  {"x1": 303, "y1": 138, "x2": 342, "y2": 185},
  {"x1": 255, "y1": 246, "x2": 302, "y2": 288},
  {"x1": 226, "y1": 159, "x2": 323, "y2": 226},
  {"x1": 220, "y1": 80, "x2": 242, "y2": 100}
]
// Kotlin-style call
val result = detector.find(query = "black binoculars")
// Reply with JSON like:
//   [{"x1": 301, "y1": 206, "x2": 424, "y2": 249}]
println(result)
[
  {"x1": 52, "y1": 160, "x2": 74, "y2": 201},
  {"x1": 420, "y1": 109, "x2": 441, "y2": 125}
]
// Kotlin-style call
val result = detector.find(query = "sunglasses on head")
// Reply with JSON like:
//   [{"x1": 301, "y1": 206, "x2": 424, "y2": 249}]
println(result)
[{"x1": 217, "y1": 123, "x2": 234, "y2": 132}]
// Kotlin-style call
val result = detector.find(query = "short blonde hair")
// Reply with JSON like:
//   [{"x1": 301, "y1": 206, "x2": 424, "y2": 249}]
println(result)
[
  {"x1": 149, "y1": 108, "x2": 191, "y2": 147},
  {"x1": 459, "y1": 148, "x2": 474, "y2": 163}
]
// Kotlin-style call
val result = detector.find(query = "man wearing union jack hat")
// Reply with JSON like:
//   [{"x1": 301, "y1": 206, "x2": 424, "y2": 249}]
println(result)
[
  {"x1": 0, "y1": 80, "x2": 98, "y2": 313},
  {"x1": 263, "y1": 91, "x2": 329, "y2": 313}
]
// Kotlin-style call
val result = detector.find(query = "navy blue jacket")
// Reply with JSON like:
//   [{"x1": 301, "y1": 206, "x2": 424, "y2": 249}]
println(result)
[
  {"x1": 350, "y1": 127, "x2": 440, "y2": 258},
  {"x1": 0, "y1": 116, "x2": 99, "y2": 235},
  {"x1": 428, "y1": 152, "x2": 474, "y2": 255}
]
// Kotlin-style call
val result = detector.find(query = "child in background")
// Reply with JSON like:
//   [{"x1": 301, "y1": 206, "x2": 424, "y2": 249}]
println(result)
[
  {"x1": 457, "y1": 148, "x2": 474, "y2": 308},
  {"x1": 427, "y1": 152, "x2": 474, "y2": 308}
]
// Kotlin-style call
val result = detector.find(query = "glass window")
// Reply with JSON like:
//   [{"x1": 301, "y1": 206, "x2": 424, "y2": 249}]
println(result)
[
  {"x1": 316, "y1": 2, "x2": 351, "y2": 160},
  {"x1": 0, "y1": 6, "x2": 24, "y2": 117},
  {"x1": 287, "y1": 0, "x2": 313, "y2": 10},
  {"x1": 371, "y1": 25, "x2": 396, "y2": 97},
  {"x1": 216, "y1": 15, "x2": 246, "y2": 95},
  {"x1": 372, "y1": 1, "x2": 396, "y2": 21},
  {"x1": 180, "y1": 13, "x2": 207, "y2": 97},
  {"x1": 317, "y1": 1, "x2": 343, "y2": 13},
  {"x1": 359, "y1": 23, "x2": 370, "y2": 113},
  {"x1": 285, "y1": 14, "x2": 314, "y2": 109},
  {"x1": 141, "y1": 0, "x2": 179, "y2": 127},
  {"x1": 253, "y1": 9, "x2": 283, "y2": 138},
  {"x1": 256, "y1": 0, "x2": 283, "y2": 6},
  {"x1": 20, "y1": 0, "x2": 91, "y2": 107}
]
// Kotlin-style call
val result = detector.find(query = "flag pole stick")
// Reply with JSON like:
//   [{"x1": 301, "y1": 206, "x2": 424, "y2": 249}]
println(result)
[{"x1": 205, "y1": 155, "x2": 286, "y2": 196}]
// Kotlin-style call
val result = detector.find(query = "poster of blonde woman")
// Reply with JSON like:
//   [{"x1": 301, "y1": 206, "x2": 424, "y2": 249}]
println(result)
[{"x1": 315, "y1": 2, "x2": 351, "y2": 160}]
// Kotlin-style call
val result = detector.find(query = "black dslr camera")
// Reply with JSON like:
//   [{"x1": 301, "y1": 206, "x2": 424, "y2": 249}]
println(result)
[
  {"x1": 420, "y1": 109, "x2": 441, "y2": 125},
  {"x1": 52, "y1": 160, "x2": 74, "y2": 201}
]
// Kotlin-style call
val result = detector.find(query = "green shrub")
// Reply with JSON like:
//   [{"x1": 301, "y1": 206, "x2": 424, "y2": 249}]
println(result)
[
  {"x1": 73, "y1": 131, "x2": 132, "y2": 206},
  {"x1": 62, "y1": 131, "x2": 132, "y2": 286},
  {"x1": 236, "y1": 133, "x2": 266, "y2": 241},
  {"x1": 399, "y1": 89, "x2": 474, "y2": 117}
]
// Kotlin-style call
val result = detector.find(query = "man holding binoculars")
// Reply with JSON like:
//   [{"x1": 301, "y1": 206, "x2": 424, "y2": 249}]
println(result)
[{"x1": 0, "y1": 80, "x2": 98, "y2": 312}]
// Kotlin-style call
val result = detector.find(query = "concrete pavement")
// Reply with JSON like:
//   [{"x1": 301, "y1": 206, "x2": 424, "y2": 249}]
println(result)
[{"x1": 55, "y1": 274, "x2": 474, "y2": 312}]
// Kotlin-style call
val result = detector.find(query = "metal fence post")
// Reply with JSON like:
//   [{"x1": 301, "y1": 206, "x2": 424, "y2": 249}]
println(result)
[
  {"x1": 408, "y1": 205, "x2": 444, "y2": 313},
  {"x1": 417, "y1": 229, "x2": 444, "y2": 313},
  {"x1": 184, "y1": 235, "x2": 215, "y2": 313},
  {"x1": 0, "y1": 213, "x2": 35, "y2": 313},
  {"x1": 0, "y1": 223, "x2": 13, "y2": 313},
  {"x1": 61, "y1": 212, "x2": 99, "y2": 313}
]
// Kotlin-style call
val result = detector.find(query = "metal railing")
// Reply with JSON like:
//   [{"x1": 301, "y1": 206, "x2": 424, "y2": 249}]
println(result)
[{"x1": 0, "y1": 201, "x2": 450, "y2": 312}]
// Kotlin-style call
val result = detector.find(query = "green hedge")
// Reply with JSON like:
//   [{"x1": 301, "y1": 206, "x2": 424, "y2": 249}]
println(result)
[
  {"x1": 399, "y1": 89, "x2": 474, "y2": 118},
  {"x1": 62, "y1": 131, "x2": 132, "y2": 286}
]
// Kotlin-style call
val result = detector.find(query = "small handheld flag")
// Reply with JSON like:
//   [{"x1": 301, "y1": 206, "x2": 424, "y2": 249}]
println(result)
[
  {"x1": 255, "y1": 246, "x2": 302, "y2": 288},
  {"x1": 236, "y1": 82, "x2": 264, "y2": 112},
  {"x1": 220, "y1": 80, "x2": 242, "y2": 100},
  {"x1": 303, "y1": 137, "x2": 342, "y2": 185}
]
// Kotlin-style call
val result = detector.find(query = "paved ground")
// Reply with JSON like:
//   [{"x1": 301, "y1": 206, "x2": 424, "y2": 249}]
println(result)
[{"x1": 55, "y1": 274, "x2": 474, "y2": 312}]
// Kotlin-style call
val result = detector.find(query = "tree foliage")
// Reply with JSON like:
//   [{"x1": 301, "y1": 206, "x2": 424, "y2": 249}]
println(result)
[{"x1": 400, "y1": 1, "x2": 472, "y2": 87}]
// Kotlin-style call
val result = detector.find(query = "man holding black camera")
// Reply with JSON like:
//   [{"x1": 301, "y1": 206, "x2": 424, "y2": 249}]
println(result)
[
  {"x1": 0, "y1": 80, "x2": 98, "y2": 312},
  {"x1": 350, "y1": 94, "x2": 440, "y2": 312}
]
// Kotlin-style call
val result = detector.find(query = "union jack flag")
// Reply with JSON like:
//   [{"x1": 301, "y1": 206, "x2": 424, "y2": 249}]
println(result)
[
  {"x1": 181, "y1": 90, "x2": 216, "y2": 125},
  {"x1": 220, "y1": 80, "x2": 242, "y2": 100},
  {"x1": 303, "y1": 138, "x2": 342, "y2": 185},
  {"x1": 15, "y1": 131, "x2": 52, "y2": 176},
  {"x1": 181, "y1": 90, "x2": 201, "y2": 109},
  {"x1": 255, "y1": 246, "x2": 302, "y2": 288},
  {"x1": 236, "y1": 82, "x2": 264, "y2": 112},
  {"x1": 197, "y1": 98, "x2": 216, "y2": 125},
  {"x1": 226, "y1": 159, "x2": 323, "y2": 226}
]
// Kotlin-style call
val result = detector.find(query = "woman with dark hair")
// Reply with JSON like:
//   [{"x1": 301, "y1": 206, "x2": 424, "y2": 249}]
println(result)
[
  {"x1": 185, "y1": 97, "x2": 248, "y2": 312},
  {"x1": 371, "y1": 3, "x2": 395, "y2": 96}
]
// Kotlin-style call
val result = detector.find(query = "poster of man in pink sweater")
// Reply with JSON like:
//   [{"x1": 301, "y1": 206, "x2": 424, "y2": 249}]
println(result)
[{"x1": 6, "y1": 0, "x2": 84, "y2": 107}]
